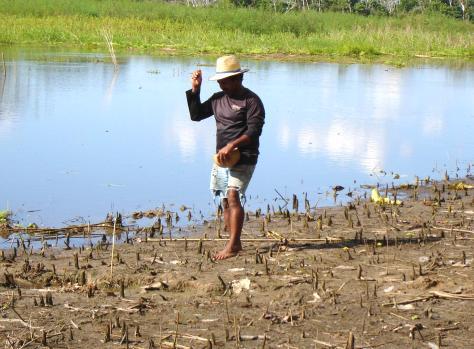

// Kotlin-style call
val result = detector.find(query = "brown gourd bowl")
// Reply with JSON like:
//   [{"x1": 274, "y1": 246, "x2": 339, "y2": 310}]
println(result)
[{"x1": 213, "y1": 148, "x2": 240, "y2": 168}]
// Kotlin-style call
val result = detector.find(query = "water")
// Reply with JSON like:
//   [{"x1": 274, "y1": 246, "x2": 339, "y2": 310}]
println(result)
[{"x1": 1, "y1": 48, "x2": 473, "y2": 229}]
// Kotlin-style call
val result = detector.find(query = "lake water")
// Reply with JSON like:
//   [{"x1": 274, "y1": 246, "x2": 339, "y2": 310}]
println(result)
[{"x1": 1, "y1": 48, "x2": 473, "y2": 229}]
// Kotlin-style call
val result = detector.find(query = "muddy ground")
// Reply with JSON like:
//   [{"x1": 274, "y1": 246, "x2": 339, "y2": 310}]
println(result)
[{"x1": 0, "y1": 177, "x2": 473, "y2": 348}]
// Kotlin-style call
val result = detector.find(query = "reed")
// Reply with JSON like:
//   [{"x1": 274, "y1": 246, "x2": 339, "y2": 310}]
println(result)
[
  {"x1": 101, "y1": 29, "x2": 118, "y2": 71},
  {"x1": 1, "y1": 53, "x2": 5, "y2": 78},
  {"x1": 110, "y1": 217, "x2": 117, "y2": 279}
]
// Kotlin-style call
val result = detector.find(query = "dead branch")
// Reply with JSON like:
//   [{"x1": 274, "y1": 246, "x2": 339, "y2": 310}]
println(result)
[
  {"x1": 382, "y1": 295, "x2": 434, "y2": 307},
  {"x1": 432, "y1": 226, "x2": 474, "y2": 234},
  {"x1": 430, "y1": 290, "x2": 474, "y2": 300}
]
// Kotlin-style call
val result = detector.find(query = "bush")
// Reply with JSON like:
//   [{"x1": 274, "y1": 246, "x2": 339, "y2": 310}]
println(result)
[
  {"x1": 354, "y1": 1, "x2": 370, "y2": 14},
  {"x1": 398, "y1": 0, "x2": 418, "y2": 12}
]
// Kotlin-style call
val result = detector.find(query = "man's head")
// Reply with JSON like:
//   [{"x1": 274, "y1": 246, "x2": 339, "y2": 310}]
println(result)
[{"x1": 217, "y1": 73, "x2": 244, "y2": 95}]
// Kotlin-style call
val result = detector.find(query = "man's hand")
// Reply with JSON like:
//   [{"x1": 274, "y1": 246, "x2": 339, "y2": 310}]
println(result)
[
  {"x1": 217, "y1": 143, "x2": 235, "y2": 163},
  {"x1": 191, "y1": 70, "x2": 202, "y2": 93}
]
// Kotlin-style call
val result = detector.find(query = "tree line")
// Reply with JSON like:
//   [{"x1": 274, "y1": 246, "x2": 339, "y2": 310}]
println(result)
[{"x1": 186, "y1": 0, "x2": 472, "y2": 21}]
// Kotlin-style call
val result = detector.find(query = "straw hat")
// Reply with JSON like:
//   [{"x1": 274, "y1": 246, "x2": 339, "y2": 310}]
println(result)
[
  {"x1": 213, "y1": 148, "x2": 240, "y2": 168},
  {"x1": 209, "y1": 55, "x2": 249, "y2": 81}
]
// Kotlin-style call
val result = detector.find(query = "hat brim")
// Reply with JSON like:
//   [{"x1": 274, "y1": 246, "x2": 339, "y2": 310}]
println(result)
[{"x1": 209, "y1": 69, "x2": 249, "y2": 81}]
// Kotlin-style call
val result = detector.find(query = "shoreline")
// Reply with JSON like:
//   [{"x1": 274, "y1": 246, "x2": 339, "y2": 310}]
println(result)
[
  {"x1": 1, "y1": 43, "x2": 474, "y2": 73},
  {"x1": 1, "y1": 175, "x2": 472, "y2": 242},
  {"x1": 2, "y1": 41, "x2": 474, "y2": 66}
]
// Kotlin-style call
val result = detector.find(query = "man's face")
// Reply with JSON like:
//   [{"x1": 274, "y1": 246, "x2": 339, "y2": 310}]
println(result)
[{"x1": 217, "y1": 74, "x2": 243, "y2": 95}]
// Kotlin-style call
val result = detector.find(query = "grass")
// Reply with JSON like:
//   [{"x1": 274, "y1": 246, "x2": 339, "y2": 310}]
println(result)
[
  {"x1": 0, "y1": 210, "x2": 11, "y2": 223},
  {"x1": 0, "y1": 0, "x2": 473, "y2": 60}
]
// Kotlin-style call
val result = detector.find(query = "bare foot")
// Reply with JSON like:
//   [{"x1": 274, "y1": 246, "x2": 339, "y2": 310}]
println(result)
[{"x1": 214, "y1": 244, "x2": 242, "y2": 260}]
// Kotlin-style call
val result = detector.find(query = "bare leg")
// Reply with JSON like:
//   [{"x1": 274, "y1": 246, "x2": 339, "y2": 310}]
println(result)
[
  {"x1": 222, "y1": 198, "x2": 230, "y2": 232},
  {"x1": 215, "y1": 189, "x2": 244, "y2": 260}
]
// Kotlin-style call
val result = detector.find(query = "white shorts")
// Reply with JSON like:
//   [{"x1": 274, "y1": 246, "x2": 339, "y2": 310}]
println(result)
[{"x1": 210, "y1": 163, "x2": 256, "y2": 203}]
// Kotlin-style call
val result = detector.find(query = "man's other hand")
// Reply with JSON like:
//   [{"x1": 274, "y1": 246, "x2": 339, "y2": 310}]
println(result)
[
  {"x1": 191, "y1": 70, "x2": 202, "y2": 93},
  {"x1": 217, "y1": 143, "x2": 234, "y2": 163}
]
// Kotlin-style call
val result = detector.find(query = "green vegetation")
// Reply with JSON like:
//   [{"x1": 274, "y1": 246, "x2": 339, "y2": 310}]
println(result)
[
  {"x1": 0, "y1": 0, "x2": 472, "y2": 59},
  {"x1": 0, "y1": 210, "x2": 11, "y2": 224}
]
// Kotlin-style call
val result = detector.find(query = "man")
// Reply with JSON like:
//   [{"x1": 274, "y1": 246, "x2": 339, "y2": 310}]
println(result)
[{"x1": 186, "y1": 55, "x2": 265, "y2": 260}]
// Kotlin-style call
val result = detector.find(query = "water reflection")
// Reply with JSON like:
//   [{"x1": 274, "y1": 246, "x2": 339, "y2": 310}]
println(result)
[{"x1": 0, "y1": 48, "x2": 473, "y2": 228}]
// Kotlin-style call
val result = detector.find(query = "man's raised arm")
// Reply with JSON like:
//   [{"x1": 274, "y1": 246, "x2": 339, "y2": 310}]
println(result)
[{"x1": 186, "y1": 69, "x2": 213, "y2": 121}]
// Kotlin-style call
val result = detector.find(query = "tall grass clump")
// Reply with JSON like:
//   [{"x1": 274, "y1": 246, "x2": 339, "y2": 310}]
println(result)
[{"x1": 0, "y1": 0, "x2": 472, "y2": 59}]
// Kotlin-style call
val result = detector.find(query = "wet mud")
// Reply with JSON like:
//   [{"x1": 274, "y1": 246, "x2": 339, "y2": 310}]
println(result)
[{"x1": 0, "y1": 177, "x2": 473, "y2": 348}]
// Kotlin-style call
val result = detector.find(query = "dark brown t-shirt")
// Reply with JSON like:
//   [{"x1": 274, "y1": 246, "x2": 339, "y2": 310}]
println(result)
[{"x1": 186, "y1": 87, "x2": 265, "y2": 165}]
